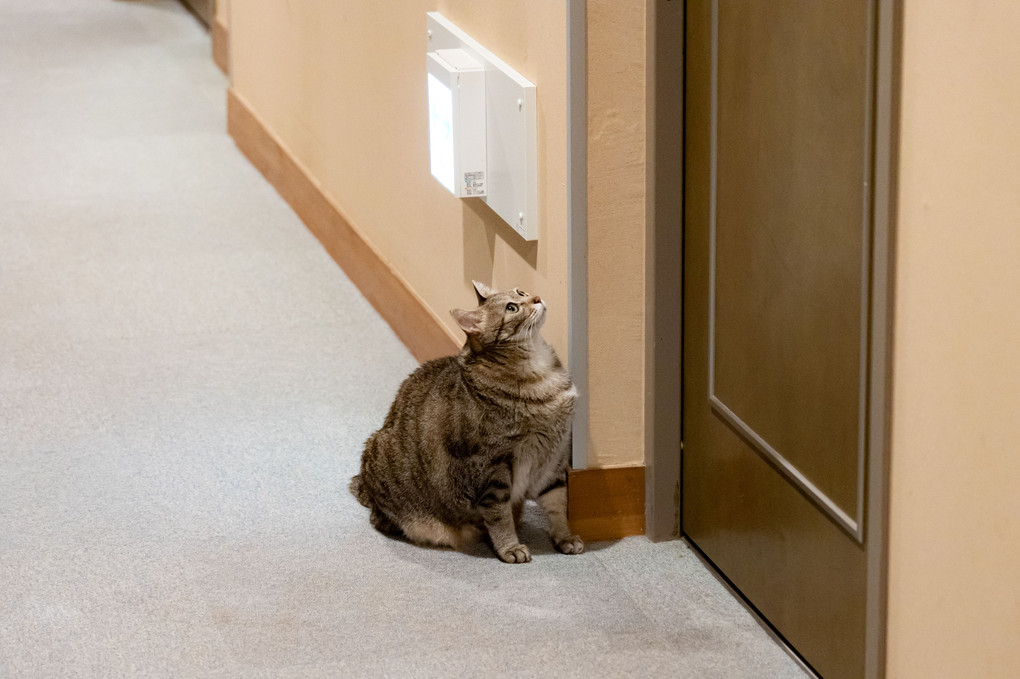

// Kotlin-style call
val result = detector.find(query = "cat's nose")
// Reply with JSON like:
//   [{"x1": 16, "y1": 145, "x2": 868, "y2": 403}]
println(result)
[{"x1": 531, "y1": 295, "x2": 543, "y2": 305}]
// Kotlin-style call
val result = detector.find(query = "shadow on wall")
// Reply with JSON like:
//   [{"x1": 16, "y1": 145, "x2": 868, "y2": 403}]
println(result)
[{"x1": 461, "y1": 199, "x2": 538, "y2": 290}]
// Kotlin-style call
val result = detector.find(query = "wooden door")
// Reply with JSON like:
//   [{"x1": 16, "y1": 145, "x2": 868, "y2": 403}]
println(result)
[{"x1": 682, "y1": 2, "x2": 880, "y2": 676}]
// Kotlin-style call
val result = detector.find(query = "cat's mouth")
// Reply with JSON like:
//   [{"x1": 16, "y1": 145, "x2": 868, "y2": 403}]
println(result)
[{"x1": 529, "y1": 301, "x2": 547, "y2": 328}]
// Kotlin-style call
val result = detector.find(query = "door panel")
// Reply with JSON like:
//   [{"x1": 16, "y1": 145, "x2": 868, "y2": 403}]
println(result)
[
  {"x1": 683, "y1": 2, "x2": 874, "y2": 677},
  {"x1": 713, "y1": 0, "x2": 869, "y2": 529}
]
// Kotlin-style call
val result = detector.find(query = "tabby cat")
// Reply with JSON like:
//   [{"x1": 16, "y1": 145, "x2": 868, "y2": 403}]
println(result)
[{"x1": 349, "y1": 281, "x2": 583, "y2": 563}]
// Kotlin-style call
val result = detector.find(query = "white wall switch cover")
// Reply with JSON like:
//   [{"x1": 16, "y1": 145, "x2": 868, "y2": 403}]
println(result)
[{"x1": 427, "y1": 12, "x2": 538, "y2": 241}]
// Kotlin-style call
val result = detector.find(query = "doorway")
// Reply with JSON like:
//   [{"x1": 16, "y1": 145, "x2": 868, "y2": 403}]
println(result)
[{"x1": 649, "y1": 2, "x2": 900, "y2": 677}]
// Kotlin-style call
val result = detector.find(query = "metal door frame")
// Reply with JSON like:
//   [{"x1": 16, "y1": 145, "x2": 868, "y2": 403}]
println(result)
[
  {"x1": 567, "y1": 0, "x2": 590, "y2": 470},
  {"x1": 646, "y1": 2, "x2": 902, "y2": 676}
]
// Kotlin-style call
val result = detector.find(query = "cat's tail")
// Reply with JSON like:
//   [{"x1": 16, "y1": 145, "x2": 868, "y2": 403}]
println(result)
[
  {"x1": 349, "y1": 474, "x2": 403, "y2": 538},
  {"x1": 348, "y1": 474, "x2": 372, "y2": 508}
]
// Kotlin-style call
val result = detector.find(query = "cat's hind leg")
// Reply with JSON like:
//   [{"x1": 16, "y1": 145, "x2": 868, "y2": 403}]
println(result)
[{"x1": 401, "y1": 516, "x2": 481, "y2": 552}]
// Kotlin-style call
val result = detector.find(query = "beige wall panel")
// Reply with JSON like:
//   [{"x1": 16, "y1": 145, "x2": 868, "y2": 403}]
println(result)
[
  {"x1": 229, "y1": 1, "x2": 568, "y2": 355},
  {"x1": 888, "y1": 1, "x2": 1020, "y2": 675},
  {"x1": 586, "y1": 0, "x2": 646, "y2": 468}
]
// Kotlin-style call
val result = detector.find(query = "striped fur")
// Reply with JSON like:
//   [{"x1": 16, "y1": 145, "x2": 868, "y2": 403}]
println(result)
[{"x1": 350, "y1": 281, "x2": 583, "y2": 563}]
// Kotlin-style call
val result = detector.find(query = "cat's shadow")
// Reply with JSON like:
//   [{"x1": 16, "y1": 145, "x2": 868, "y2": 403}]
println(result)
[
  {"x1": 377, "y1": 502, "x2": 614, "y2": 560},
  {"x1": 463, "y1": 503, "x2": 615, "y2": 560}
]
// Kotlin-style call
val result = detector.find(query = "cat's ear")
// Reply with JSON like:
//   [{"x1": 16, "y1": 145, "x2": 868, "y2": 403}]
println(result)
[
  {"x1": 451, "y1": 308, "x2": 484, "y2": 336},
  {"x1": 472, "y1": 280, "x2": 497, "y2": 305}
]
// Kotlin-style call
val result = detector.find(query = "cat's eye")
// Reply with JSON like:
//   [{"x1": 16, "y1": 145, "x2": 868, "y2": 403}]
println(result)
[
  {"x1": 506, "y1": 303, "x2": 519, "y2": 313},
  {"x1": 517, "y1": 290, "x2": 526, "y2": 296}
]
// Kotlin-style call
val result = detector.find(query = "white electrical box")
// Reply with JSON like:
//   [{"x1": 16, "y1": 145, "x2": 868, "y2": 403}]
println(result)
[
  {"x1": 427, "y1": 49, "x2": 486, "y2": 197},
  {"x1": 426, "y1": 12, "x2": 539, "y2": 241}
]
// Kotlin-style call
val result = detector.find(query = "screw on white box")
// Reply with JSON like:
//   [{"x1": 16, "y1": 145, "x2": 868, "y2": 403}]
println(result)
[{"x1": 426, "y1": 12, "x2": 539, "y2": 241}]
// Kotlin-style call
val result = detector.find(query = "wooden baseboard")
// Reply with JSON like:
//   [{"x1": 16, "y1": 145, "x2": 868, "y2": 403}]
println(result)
[
  {"x1": 227, "y1": 89, "x2": 461, "y2": 363},
  {"x1": 568, "y1": 465, "x2": 645, "y2": 541},
  {"x1": 212, "y1": 19, "x2": 229, "y2": 75}
]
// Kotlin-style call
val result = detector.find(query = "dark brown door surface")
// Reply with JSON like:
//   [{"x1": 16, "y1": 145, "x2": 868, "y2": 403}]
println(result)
[{"x1": 683, "y1": 2, "x2": 877, "y2": 677}]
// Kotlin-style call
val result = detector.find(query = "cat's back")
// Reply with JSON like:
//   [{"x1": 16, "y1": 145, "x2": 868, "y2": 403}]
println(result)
[{"x1": 378, "y1": 354, "x2": 470, "y2": 431}]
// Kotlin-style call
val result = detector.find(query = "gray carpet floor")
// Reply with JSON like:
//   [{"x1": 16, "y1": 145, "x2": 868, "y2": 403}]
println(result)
[{"x1": 0, "y1": 1, "x2": 810, "y2": 677}]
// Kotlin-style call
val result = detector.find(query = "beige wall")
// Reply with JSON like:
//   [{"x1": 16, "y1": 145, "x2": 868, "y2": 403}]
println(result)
[
  {"x1": 229, "y1": 1, "x2": 567, "y2": 353},
  {"x1": 227, "y1": 2, "x2": 648, "y2": 469},
  {"x1": 586, "y1": 1, "x2": 646, "y2": 469},
  {"x1": 887, "y1": 1, "x2": 1020, "y2": 675}
]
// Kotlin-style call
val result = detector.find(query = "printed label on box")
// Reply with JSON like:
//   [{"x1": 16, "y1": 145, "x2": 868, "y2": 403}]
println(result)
[{"x1": 462, "y1": 171, "x2": 486, "y2": 197}]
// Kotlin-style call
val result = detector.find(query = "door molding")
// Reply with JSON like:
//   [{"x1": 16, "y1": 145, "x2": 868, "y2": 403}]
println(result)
[
  {"x1": 864, "y1": 1, "x2": 902, "y2": 675},
  {"x1": 567, "y1": 0, "x2": 590, "y2": 470},
  {"x1": 645, "y1": 0, "x2": 685, "y2": 541}
]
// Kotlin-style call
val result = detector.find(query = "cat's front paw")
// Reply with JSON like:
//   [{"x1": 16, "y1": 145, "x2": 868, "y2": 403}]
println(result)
[
  {"x1": 497, "y1": 543, "x2": 532, "y2": 564},
  {"x1": 555, "y1": 535, "x2": 584, "y2": 555}
]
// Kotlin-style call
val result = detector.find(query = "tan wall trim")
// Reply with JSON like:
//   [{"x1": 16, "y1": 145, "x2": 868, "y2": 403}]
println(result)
[
  {"x1": 227, "y1": 88, "x2": 461, "y2": 363},
  {"x1": 212, "y1": 18, "x2": 229, "y2": 75},
  {"x1": 568, "y1": 466, "x2": 645, "y2": 541}
]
